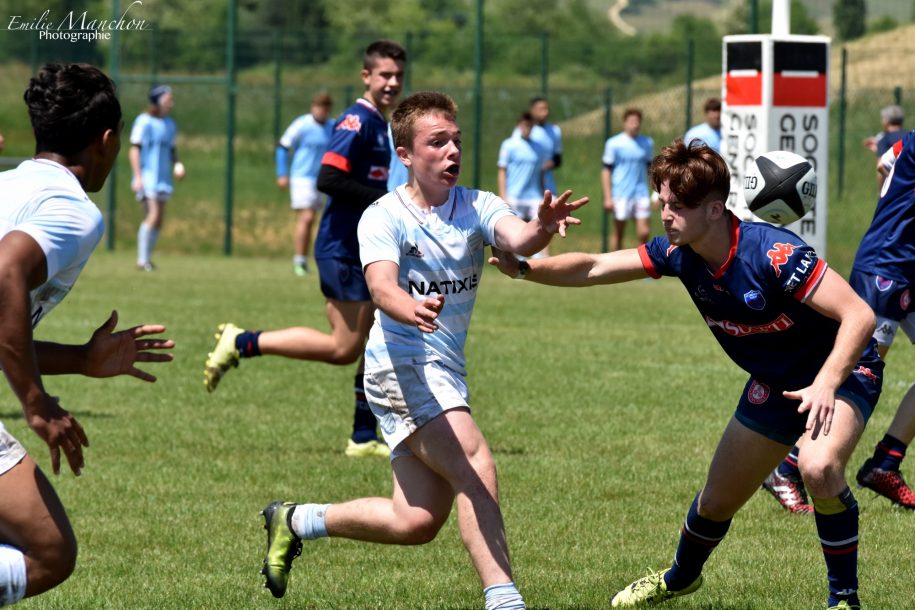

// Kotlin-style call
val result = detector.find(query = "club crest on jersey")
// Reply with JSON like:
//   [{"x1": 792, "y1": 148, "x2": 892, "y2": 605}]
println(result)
[
  {"x1": 748, "y1": 380, "x2": 770, "y2": 404},
  {"x1": 875, "y1": 275, "x2": 894, "y2": 292},
  {"x1": 902, "y1": 289, "x2": 911, "y2": 311},
  {"x1": 337, "y1": 114, "x2": 362, "y2": 132},
  {"x1": 405, "y1": 243, "x2": 424, "y2": 258},
  {"x1": 743, "y1": 289, "x2": 766, "y2": 310},
  {"x1": 766, "y1": 242, "x2": 795, "y2": 277}
]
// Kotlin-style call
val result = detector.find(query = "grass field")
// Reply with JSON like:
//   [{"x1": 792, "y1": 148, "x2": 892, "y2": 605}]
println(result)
[{"x1": 5, "y1": 249, "x2": 913, "y2": 609}]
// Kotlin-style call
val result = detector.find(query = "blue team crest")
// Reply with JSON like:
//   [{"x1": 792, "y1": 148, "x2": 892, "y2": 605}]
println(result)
[{"x1": 743, "y1": 289, "x2": 766, "y2": 310}]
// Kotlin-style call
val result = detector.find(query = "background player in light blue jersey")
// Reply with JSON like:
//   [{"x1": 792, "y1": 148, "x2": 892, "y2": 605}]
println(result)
[
  {"x1": 257, "y1": 91, "x2": 587, "y2": 608},
  {"x1": 0, "y1": 63, "x2": 173, "y2": 608},
  {"x1": 129, "y1": 84, "x2": 185, "y2": 272},
  {"x1": 498, "y1": 112, "x2": 546, "y2": 222},
  {"x1": 492, "y1": 141, "x2": 881, "y2": 610},
  {"x1": 684, "y1": 97, "x2": 721, "y2": 153},
  {"x1": 276, "y1": 92, "x2": 334, "y2": 276},
  {"x1": 512, "y1": 97, "x2": 562, "y2": 194},
  {"x1": 601, "y1": 107, "x2": 654, "y2": 251}
]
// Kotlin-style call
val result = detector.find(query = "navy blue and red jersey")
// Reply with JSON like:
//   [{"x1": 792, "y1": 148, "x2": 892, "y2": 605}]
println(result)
[
  {"x1": 639, "y1": 213, "x2": 855, "y2": 388},
  {"x1": 315, "y1": 98, "x2": 391, "y2": 260},
  {"x1": 852, "y1": 130, "x2": 915, "y2": 284}
]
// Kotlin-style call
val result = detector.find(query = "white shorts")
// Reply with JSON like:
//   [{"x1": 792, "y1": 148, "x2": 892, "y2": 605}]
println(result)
[
  {"x1": 612, "y1": 196, "x2": 651, "y2": 221},
  {"x1": 364, "y1": 359, "x2": 469, "y2": 460},
  {"x1": 507, "y1": 198, "x2": 541, "y2": 222},
  {"x1": 0, "y1": 422, "x2": 27, "y2": 476},
  {"x1": 136, "y1": 190, "x2": 172, "y2": 203},
  {"x1": 874, "y1": 312, "x2": 915, "y2": 348},
  {"x1": 290, "y1": 178, "x2": 325, "y2": 211}
]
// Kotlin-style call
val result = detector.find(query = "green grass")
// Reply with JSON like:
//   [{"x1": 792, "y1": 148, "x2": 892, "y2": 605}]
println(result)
[{"x1": 4, "y1": 249, "x2": 913, "y2": 609}]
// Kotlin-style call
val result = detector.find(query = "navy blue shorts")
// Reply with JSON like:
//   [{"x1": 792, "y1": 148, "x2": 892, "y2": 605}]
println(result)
[
  {"x1": 849, "y1": 270, "x2": 911, "y2": 321},
  {"x1": 316, "y1": 258, "x2": 371, "y2": 302},
  {"x1": 735, "y1": 346, "x2": 884, "y2": 446}
]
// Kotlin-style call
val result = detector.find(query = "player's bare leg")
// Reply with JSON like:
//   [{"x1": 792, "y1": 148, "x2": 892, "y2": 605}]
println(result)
[
  {"x1": 0, "y1": 456, "x2": 77, "y2": 601},
  {"x1": 293, "y1": 209, "x2": 317, "y2": 275},
  {"x1": 611, "y1": 218, "x2": 626, "y2": 251},
  {"x1": 256, "y1": 299, "x2": 373, "y2": 364},
  {"x1": 635, "y1": 217, "x2": 651, "y2": 245}
]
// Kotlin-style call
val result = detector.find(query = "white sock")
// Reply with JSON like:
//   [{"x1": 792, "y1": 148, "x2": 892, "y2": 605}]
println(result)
[
  {"x1": 137, "y1": 223, "x2": 150, "y2": 264},
  {"x1": 0, "y1": 545, "x2": 27, "y2": 606},
  {"x1": 484, "y1": 582, "x2": 525, "y2": 610},
  {"x1": 293, "y1": 255, "x2": 307, "y2": 267},
  {"x1": 289, "y1": 503, "x2": 330, "y2": 540}
]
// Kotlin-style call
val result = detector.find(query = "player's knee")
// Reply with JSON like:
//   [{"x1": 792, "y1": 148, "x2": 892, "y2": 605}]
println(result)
[
  {"x1": 799, "y1": 456, "x2": 843, "y2": 496},
  {"x1": 27, "y1": 533, "x2": 77, "y2": 595},
  {"x1": 696, "y1": 492, "x2": 739, "y2": 521},
  {"x1": 397, "y1": 510, "x2": 445, "y2": 545},
  {"x1": 327, "y1": 346, "x2": 361, "y2": 365}
]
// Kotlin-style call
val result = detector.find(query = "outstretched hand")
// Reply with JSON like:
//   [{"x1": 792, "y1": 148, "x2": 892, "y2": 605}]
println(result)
[
  {"x1": 85, "y1": 310, "x2": 175, "y2": 382},
  {"x1": 537, "y1": 189, "x2": 589, "y2": 237},
  {"x1": 487, "y1": 247, "x2": 521, "y2": 278}
]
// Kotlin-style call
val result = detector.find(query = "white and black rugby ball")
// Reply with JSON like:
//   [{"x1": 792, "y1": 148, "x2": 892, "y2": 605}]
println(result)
[{"x1": 743, "y1": 150, "x2": 817, "y2": 225}]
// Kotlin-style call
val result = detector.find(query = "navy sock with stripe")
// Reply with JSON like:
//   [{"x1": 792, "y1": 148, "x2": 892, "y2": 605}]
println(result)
[
  {"x1": 777, "y1": 445, "x2": 802, "y2": 477},
  {"x1": 235, "y1": 330, "x2": 262, "y2": 357},
  {"x1": 351, "y1": 373, "x2": 377, "y2": 443},
  {"x1": 872, "y1": 434, "x2": 907, "y2": 472},
  {"x1": 664, "y1": 494, "x2": 731, "y2": 591},
  {"x1": 813, "y1": 487, "x2": 859, "y2": 607}
]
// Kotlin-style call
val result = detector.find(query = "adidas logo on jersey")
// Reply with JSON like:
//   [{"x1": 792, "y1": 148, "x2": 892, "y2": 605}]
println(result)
[{"x1": 406, "y1": 244, "x2": 424, "y2": 258}]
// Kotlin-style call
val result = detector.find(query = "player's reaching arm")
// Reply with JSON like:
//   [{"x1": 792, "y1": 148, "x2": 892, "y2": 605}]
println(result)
[
  {"x1": 489, "y1": 247, "x2": 647, "y2": 286},
  {"x1": 783, "y1": 268, "x2": 876, "y2": 437},
  {"x1": 363, "y1": 261, "x2": 444, "y2": 333},
  {"x1": 492, "y1": 189, "x2": 588, "y2": 256}
]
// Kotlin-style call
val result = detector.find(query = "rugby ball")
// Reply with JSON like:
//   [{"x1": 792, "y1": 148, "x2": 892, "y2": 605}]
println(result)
[{"x1": 743, "y1": 150, "x2": 817, "y2": 225}]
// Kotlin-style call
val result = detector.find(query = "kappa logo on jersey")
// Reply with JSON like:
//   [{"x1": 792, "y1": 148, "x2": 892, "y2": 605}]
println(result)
[
  {"x1": 368, "y1": 166, "x2": 389, "y2": 181},
  {"x1": 409, "y1": 274, "x2": 479, "y2": 296},
  {"x1": 766, "y1": 242, "x2": 796, "y2": 277},
  {"x1": 854, "y1": 365, "x2": 879, "y2": 383},
  {"x1": 902, "y1": 289, "x2": 911, "y2": 311},
  {"x1": 337, "y1": 114, "x2": 362, "y2": 132},
  {"x1": 705, "y1": 312, "x2": 793, "y2": 337},
  {"x1": 875, "y1": 275, "x2": 894, "y2": 292},
  {"x1": 405, "y1": 243, "x2": 424, "y2": 258},
  {"x1": 748, "y1": 380, "x2": 770, "y2": 405},
  {"x1": 743, "y1": 289, "x2": 766, "y2": 310}
]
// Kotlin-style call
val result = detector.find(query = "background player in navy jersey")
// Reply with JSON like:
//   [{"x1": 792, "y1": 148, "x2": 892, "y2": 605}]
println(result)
[
  {"x1": 768, "y1": 132, "x2": 915, "y2": 512},
  {"x1": 490, "y1": 140, "x2": 882, "y2": 610},
  {"x1": 205, "y1": 40, "x2": 406, "y2": 458},
  {"x1": 0, "y1": 63, "x2": 173, "y2": 607},
  {"x1": 258, "y1": 90, "x2": 586, "y2": 608},
  {"x1": 275, "y1": 92, "x2": 335, "y2": 276}
]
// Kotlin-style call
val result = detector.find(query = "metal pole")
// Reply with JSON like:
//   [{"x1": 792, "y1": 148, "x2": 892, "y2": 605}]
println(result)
[
  {"x1": 749, "y1": 0, "x2": 759, "y2": 34},
  {"x1": 837, "y1": 47, "x2": 848, "y2": 197},
  {"x1": 273, "y1": 28, "x2": 283, "y2": 143},
  {"x1": 894, "y1": 86, "x2": 902, "y2": 106},
  {"x1": 224, "y1": 0, "x2": 237, "y2": 255},
  {"x1": 602, "y1": 87, "x2": 612, "y2": 253},
  {"x1": 541, "y1": 32, "x2": 549, "y2": 97},
  {"x1": 473, "y1": 0, "x2": 483, "y2": 189},
  {"x1": 685, "y1": 38, "x2": 694, "y2": 136},
  {"x1": 106, "y1": 0, "x2": 121, "y2": 251},
  {"x1": 404, "y1": 31, "x2": 413, "y2": 95}
]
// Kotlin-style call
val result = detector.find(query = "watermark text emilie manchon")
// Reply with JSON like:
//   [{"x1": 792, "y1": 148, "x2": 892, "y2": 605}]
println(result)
[{"x1": 7, "y1": 0, "x2": 150, "y2": 43}]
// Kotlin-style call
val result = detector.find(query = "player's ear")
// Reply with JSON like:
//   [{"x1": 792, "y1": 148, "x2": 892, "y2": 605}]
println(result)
[
  {"x1": 361, "y1": 68, "x2": 371, "y2": 86},
  {"x1": 706, "y1": 198, "x2": 725, "y2": 219},
  {"x1": 397, "y1": 145, "x2": 411, "y2": 167}
]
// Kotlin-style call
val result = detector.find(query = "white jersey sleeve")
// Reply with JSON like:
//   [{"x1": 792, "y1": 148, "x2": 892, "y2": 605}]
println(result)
[{"x1": 358, "y1": 200, "x2": 402, "y2": 270}]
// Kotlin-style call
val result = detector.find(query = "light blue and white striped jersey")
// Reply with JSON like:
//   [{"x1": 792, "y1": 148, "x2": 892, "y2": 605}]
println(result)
[
  {"x1": 684, "y1": 122, "x2": 721, "y2": 153},
  {"x1": 498, "y1": 135, "x2": 546, "y2": 202},
  {"x1": 358, "y1": 185, "x2": 515, "y2": 375},
  {"x1": 0, "y1": 160, "x2": 104, "y2": 327},
  {"x1": 512, "y1": 122, "x2": 562, "y2": 193},
  {"x1": 129, "y1": 112, "x2": 177, "y2": 195},
  {"x1": 601, "y1": 132, "x2": 653, "y2": 199},
  {"x1": 276, "y1": 113, "x2": 335, "y2": 179}
]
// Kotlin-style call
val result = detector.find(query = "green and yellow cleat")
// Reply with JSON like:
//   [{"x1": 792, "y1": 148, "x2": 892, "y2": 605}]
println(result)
[
  {"x1": 610, "y1": 568, "x2": 702, "y2": 608},
  {"x1": 203, "y1": 323, "x2": 243, "y2": 392},
  {"x1": 827, "y1": 601, "x2": 860, "y2": 610},
  {"x1": 344, "y1": 439, "x2": 391, "y2": 458},
  {"x1": 260, "y1": 501, "x2": 302, "y2": 599}
]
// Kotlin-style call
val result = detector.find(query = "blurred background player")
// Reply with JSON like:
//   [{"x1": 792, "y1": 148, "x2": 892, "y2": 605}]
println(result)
[
  {"x1": 601, "y1": 107, "x2": 654, "y2": 251},
  {"x1": 0, "y1": 62, "x2": 174, "y2": 608},
  {"x1": 258, "y1": 90, "x2": 587, "y2": 608},
  {"x1": 275, "y1": 92, "x2": 335, "y2": 276},
  {"x1": 129, "y1": 84, "x2": 185, "y2": 272},
  {"x1": 512, "y1": 96, "x2": 562, "y2": 195},
  {"x1": 498, "y1": 112, "x2": 546, "y2": 222},
  {"x1": 863, "y1": 105, "x2": 905, "y2": 195},
  {"x1": 205, "y1": 40, "x2": 406, "y2": 458},
  {"x1": 492, "y1": 141, "x2": 882, "y2": 610},
  {"x1": 684, "y1": 97, "x2": 722, "y2": 153},
  {"x1": 767, "y1": 131, "x2": 915, "y2": 513}
]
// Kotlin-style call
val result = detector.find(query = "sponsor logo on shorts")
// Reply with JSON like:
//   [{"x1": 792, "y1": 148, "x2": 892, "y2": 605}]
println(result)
[
  {"x1": 766, "y1": 242, "x2": 796, "y2": 277},
  {"x1": 748, "y1": 380, "x2": 770, "y2": 404},
  {"x1": 875, "y1": 275, "x2": 894, "y2": 292},
  {"x1": 337, "y1": 114, "x2": 362, "y2": 132},
  {"x1": 705, "y1": 312, "x2": 793, "y2": 337},
  {"x1": 743, "y1": 289, "x2": 766, "y2": 310},
  {"x1": 854, "y1": 365, "x2": 879, "y2": 383},
  {"x1": 902, "y1": 288, "x2": 911, "y2": 311}
]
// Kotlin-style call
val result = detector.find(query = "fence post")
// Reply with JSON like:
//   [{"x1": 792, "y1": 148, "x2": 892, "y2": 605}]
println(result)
[
  {"x1": 540, "y1": 32, "x2": 549, "y2": 97},
  {"x1": 224, "y1": 0, "x2": 237, "y2": 255},
  {"x1": 272, "y1": 28, "x2": 283, "y2": 143},
  {"x1": 473, "y1": 0, "x2": 483, "y2": 189},
  {"x1": 749, "y1": 0, "x2": 759, "y2": 34},
  {"x1": 404, "y1": 31, "x2": 413, "y2": 95},
  {"x1": 894, "y1": 86, "x2": 902, "y2": 106},
  {"x1": 685, "y1": 38, "x2": 694, "y2": 136},
  {"x1": 837, "y1": 47, "x2": 848, "y2": 197},
  {"x1": 106, "y1": 0, "x2": 122, "y2": 251},
  {"x1": 602, "y1": 86, "x2": 612, "y2": 253}
]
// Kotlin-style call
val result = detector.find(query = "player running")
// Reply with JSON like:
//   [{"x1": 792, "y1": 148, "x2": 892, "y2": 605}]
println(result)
[
  {"x1": 257, "y1": 91, "x2": 586, "y2": 608},
  {"x1": 491, "y1": 140, "x2": 881, "y2": 610}
]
